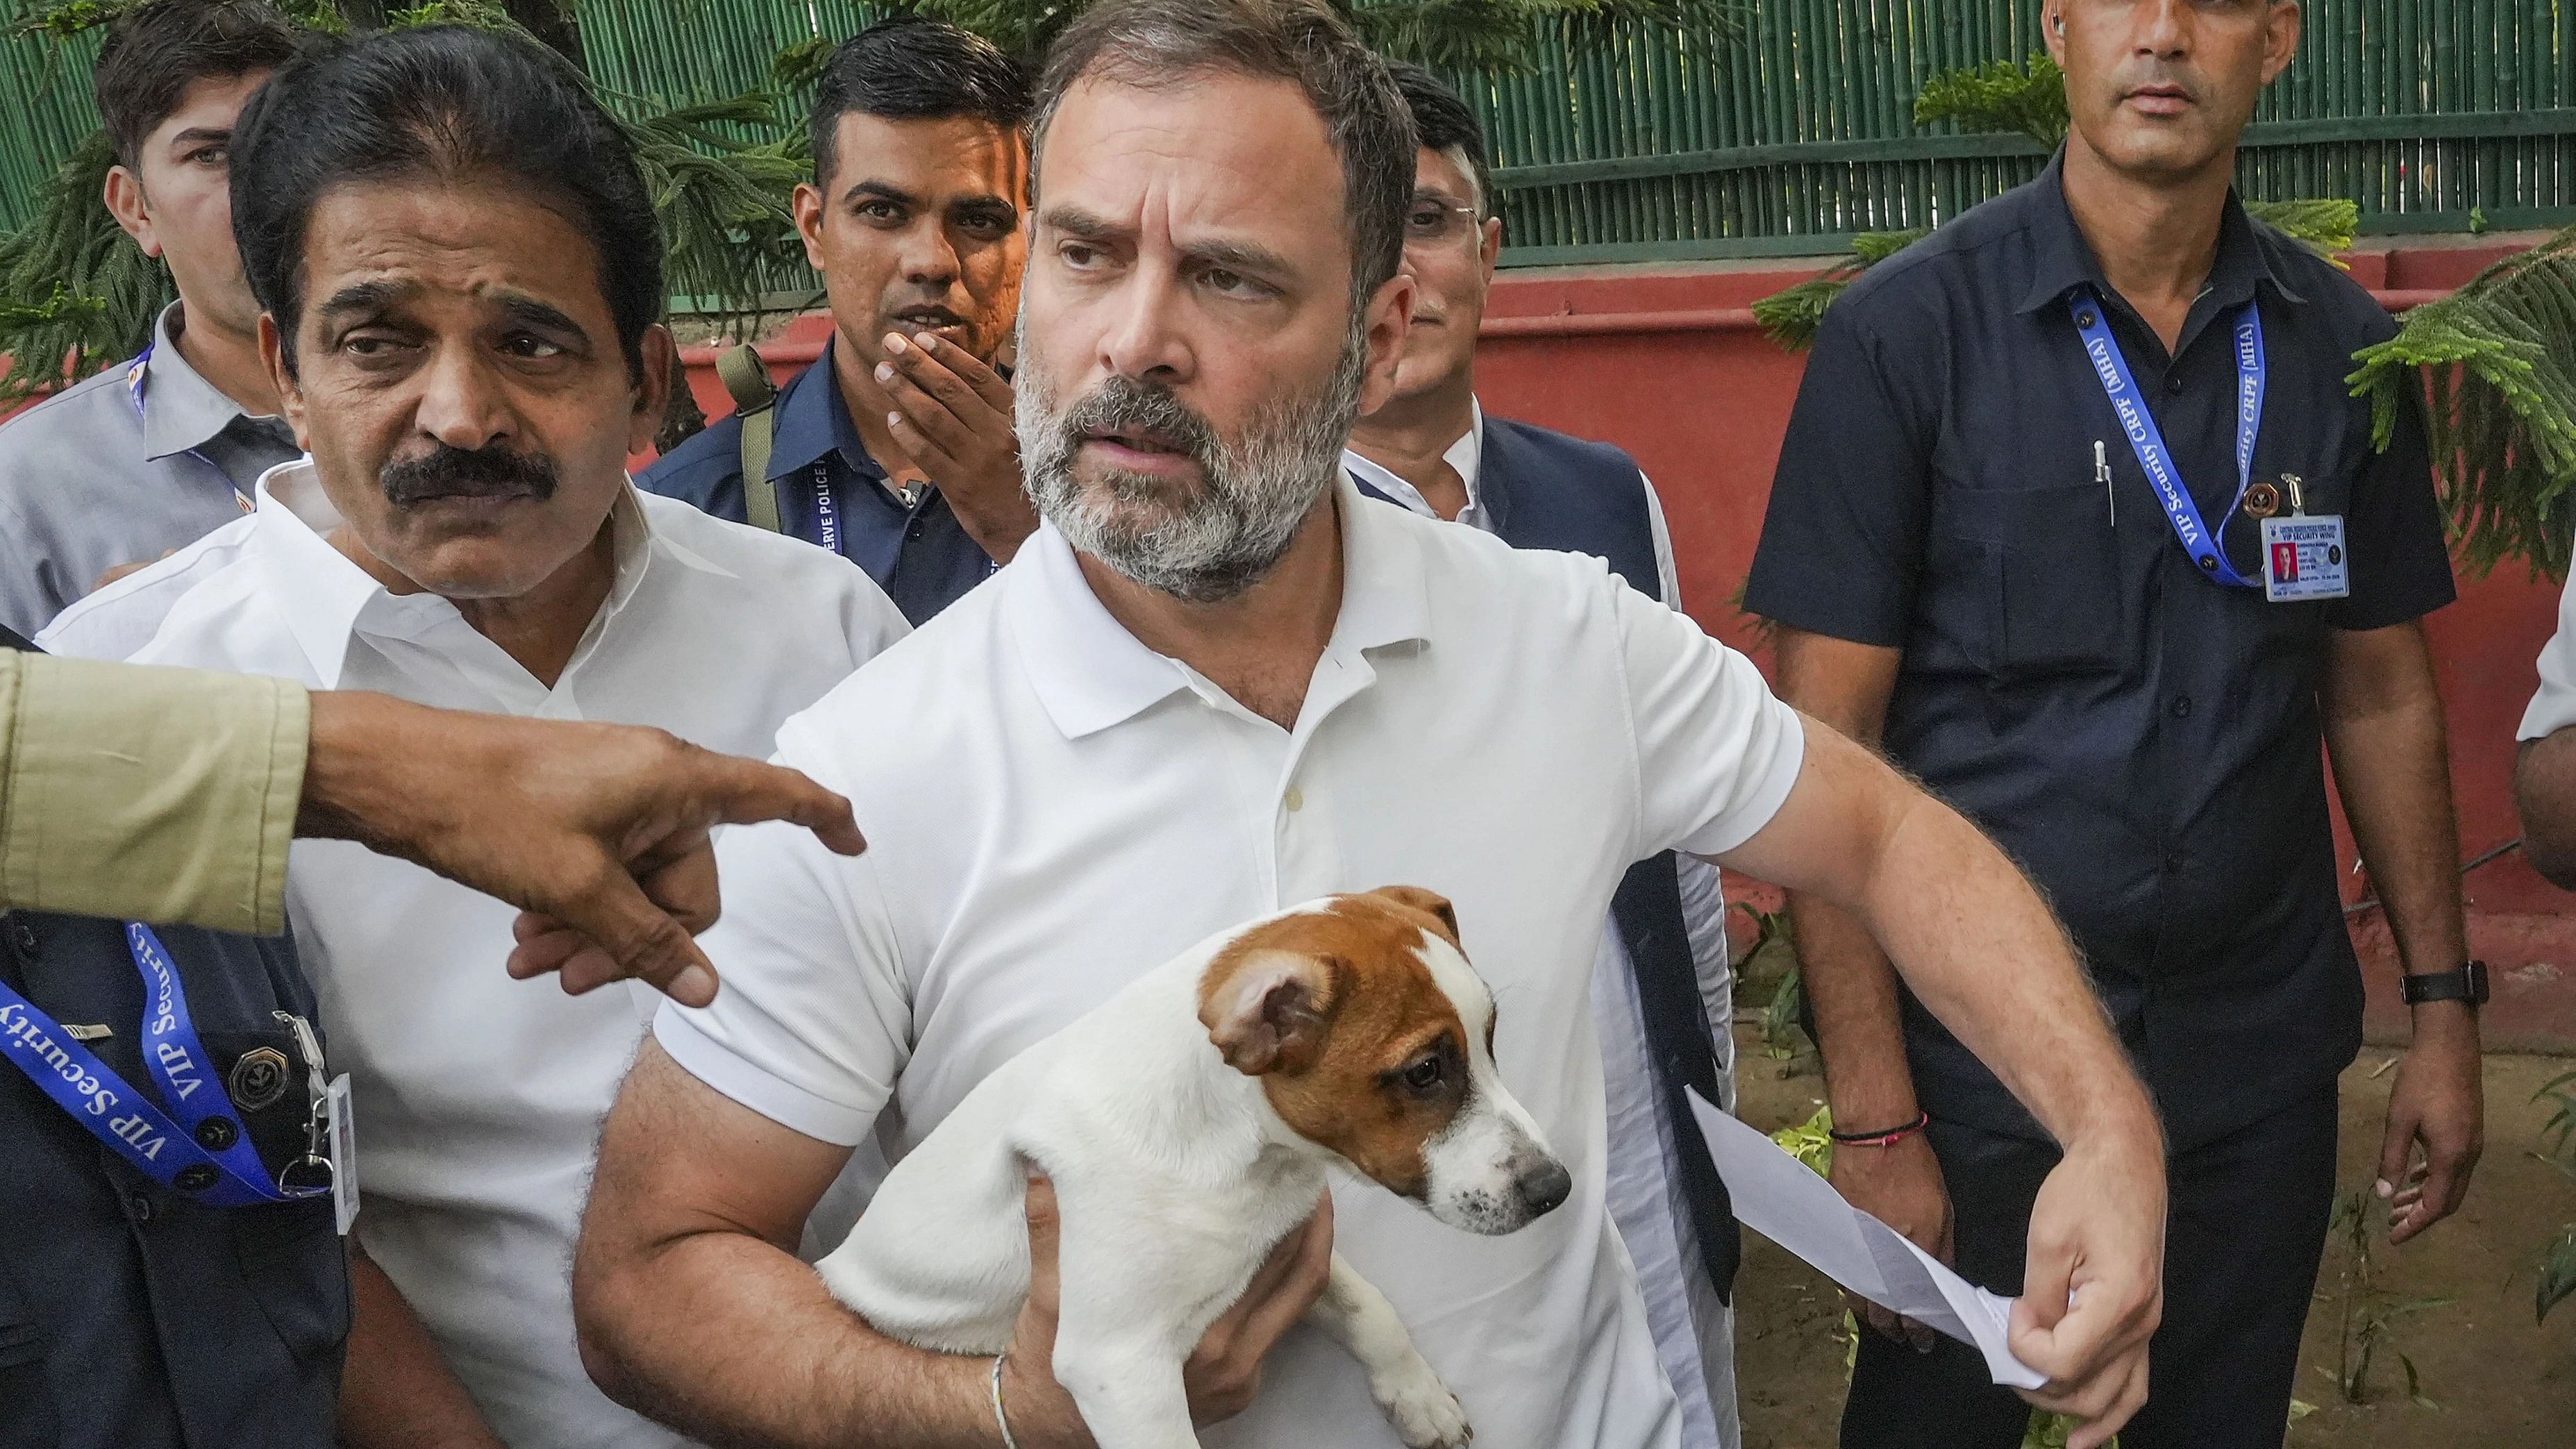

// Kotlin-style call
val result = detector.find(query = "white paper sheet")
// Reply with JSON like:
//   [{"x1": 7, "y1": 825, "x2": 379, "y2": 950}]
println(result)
[{"x1": 1686, "y1": 1089, "x2": 2046, "y2": 1389}]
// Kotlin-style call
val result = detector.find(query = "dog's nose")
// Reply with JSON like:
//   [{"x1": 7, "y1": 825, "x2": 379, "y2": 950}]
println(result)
[{"x1": 1514, "y1": 1157, "x2": 1572, "y2": 1217}]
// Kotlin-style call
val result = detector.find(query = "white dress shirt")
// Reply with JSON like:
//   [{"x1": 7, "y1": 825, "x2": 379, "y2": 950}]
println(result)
[
  {"x1": 1345, "y1": 404, "x2": 1738, "y2": 1449},
  {"x1": 660, "y1": 475, "x2": 1805, "y2": 1449},
  {"x1": 42, "y1": 461, "x2": 911, "y2": 1448}
]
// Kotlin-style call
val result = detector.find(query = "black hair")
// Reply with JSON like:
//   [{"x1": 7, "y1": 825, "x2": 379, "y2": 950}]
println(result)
[
  {"x1": 810, "y1": 17, "x2": 1031, "y2": 188},
  {"x1": 94, "y1": 1, "x2": 301, "y2": 171},
  {"x1": 1381, "y1": 58, "x2": 1491, "y2": 215},
  {"x1": 228, "y1": 24, "x2": 662, "y2": 382},
  {"x1": 1035, "y1": 0, "x2": 1414, "y2": 308}
]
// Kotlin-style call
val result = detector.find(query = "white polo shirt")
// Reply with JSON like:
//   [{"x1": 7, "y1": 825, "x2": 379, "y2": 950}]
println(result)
[
  {"x1": 1347, "y1": 407, "x2": 1737, "y2": 1449},
  {"x1": 660, "y1": 476, "x2": 1804, "y2": 1449},
  {"x1": 2523, "y1": 574, "x2": 2576, "y2": 742},
  {"x1": 42, "y1": 461, "x2": 910, "y2": 1449}
]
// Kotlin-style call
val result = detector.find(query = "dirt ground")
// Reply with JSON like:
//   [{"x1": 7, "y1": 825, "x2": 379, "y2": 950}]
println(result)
[{"x1": 1728, "y1": 1027, "x2": 2576, "y2": 1447}]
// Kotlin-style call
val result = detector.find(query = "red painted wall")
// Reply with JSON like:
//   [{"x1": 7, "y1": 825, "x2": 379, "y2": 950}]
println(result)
[{"x1": 674, "y1": 236, "x2": 2575, "y2": 1048}]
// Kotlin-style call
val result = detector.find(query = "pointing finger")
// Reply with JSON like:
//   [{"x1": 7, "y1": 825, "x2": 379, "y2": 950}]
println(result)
[{"x1": 694, "y1": 755, "x2": 867, "y2": 855}]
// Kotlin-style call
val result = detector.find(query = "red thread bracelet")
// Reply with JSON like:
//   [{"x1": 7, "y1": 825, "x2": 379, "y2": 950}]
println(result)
[{"x1": 1828, "y1": 1111, "x2": 1930, "y2": 1148}]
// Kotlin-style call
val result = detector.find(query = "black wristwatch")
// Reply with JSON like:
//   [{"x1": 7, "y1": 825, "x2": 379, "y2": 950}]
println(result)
[{"x1": 2399, "y1": 960, "x2": 2490, "y2": 1007}]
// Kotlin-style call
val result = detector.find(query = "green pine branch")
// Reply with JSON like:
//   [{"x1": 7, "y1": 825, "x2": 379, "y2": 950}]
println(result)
[
  {"x1": 2349, "y1": 224, "x2": 2576, "y2": 581},
  {"x1": 0, "y1": 129, "x2": 169, "y2": 404},
  {"x1": 1912, "y1": 51, "x2": 2066, "y2": 148}
]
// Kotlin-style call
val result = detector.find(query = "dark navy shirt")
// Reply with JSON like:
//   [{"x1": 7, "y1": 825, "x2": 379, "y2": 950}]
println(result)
[
  {"x1": 639, "y1": 338, "x2": 998, "y2": 625},
  {"x1": 1, "y1": 908, "x2": 347, "y2": 1448},
  {"x1": 1744, "y1": 153, "x2": 2454, "y2": 1148}
]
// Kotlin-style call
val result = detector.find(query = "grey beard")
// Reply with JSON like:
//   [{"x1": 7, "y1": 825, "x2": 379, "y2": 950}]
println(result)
[{"x1": 1017, "y1": 323, "x2": 1366, "y2": 603}]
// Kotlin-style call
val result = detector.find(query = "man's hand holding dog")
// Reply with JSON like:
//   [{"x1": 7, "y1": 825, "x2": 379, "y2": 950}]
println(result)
[{"x1": 1004, "y1": 1173, "x2": 1334, "y2": 1443}]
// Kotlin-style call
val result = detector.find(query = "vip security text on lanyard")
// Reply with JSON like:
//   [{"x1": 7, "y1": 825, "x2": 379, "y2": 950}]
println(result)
[
  {"x1": 0, "y1": 923, "x2": 331, "y2": 1208},
  {"x1": 2071, "y1": 288, "x2": 2265, "y2": 588},
  {"x1": 126, "y1": 344, "x2": 255, "y2": 514}
]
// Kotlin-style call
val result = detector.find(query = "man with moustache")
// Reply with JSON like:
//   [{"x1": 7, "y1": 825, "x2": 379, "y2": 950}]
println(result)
[
  {"x1": 0, "y1": 0, "x2": 303, "y2": 639},
  {"x1": 642, "y1": 17, "x2": 1035, "y2": 623},
  {"x1": 1343, "y1": 60, "x2": 1741, "y2": 1449},
  {"x1": 571, "y1": 3, "x2": 2168, "y2": 1446},
  {"x1": 1743, "y1": 3, "x2": 2477, "y2": 1445},
  {"x1": 43, "y1": 26, "x2": 909, "y2": 1447}
]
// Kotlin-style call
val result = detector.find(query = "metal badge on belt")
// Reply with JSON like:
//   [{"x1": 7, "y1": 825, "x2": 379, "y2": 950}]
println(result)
[{"x1": 2247, "y1": 474, "x2": 2350, "y2": 603}]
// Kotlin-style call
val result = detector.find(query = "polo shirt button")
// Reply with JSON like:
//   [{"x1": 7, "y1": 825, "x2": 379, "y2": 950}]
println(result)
[
  {"x1": 2168, "y1": 694, "x2": 2193, "y2": 719},
  {"x1": 1283, "y1": 787, "x2": 1305, "y2": 813},
  {"x1": 8, "y1": 918, "x2": 37, "y2": 959},
  {"x1": 125, "y1": 1191, "x2": 156, "y2": 1224},
  {"x1": 2166, "y1": 373, "x2": 2184, "y2": 394},
  {"x1": 2163, "y1": 852, "x2": 2184, "y2": 873}
]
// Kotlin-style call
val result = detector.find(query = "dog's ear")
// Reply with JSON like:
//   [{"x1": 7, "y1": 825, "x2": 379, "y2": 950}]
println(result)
[
  {"x1": 1369, "y1": 886, "x2": 1460, "y2": 948},
  {"x1": 1199, "y1": 948, "x2": 1341, "y2": 1076}
]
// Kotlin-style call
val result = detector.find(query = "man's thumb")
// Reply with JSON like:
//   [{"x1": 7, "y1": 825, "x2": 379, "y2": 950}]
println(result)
[
  {"x1": 555, "y1": 856, "x2": 719, "y2": 1006},
  {"x1": 2374, "y1": 1108, "x2": 2417, "y2": 1200}
]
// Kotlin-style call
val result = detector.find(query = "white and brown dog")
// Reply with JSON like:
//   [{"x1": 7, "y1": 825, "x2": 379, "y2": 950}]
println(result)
[{"x1": 817, "y1": 886, "x2": 1571, "y2": 1449}]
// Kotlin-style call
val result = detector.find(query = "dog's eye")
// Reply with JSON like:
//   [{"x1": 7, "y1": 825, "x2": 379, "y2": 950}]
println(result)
[{"x1": 1402, "y1": 1057, "x2": 1444, "y2": 1093}]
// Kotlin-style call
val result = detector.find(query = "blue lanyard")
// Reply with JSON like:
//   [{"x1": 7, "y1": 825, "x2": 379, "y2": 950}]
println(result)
[
  {"x1": 125, "y1": 342, "x2": 256, "y2": 515},
  {"x1": 2068, "y1": 290, "x2": 2266, "y2": 589},
  {"x1": 0, "y1": 923, "x2": 327, "y2": 1207}
]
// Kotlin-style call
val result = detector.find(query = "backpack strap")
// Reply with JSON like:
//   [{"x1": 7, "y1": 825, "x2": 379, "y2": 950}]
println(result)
[{"x1": 714, "y1": 343, "x2": 783, "y2": 533}]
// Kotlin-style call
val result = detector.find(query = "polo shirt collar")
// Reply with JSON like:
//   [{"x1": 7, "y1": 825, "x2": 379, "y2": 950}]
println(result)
[
  {"x1": 1007, "y1": 471, "x2": 1432, "y2": 741},
  {"x1": 137, "y1": 303, "x2": 271, "y2": 462},
  {"x1": 766, "y1": 336, "x2": 889, "y2": 485},
  {"x1": 249, "y1": 458, "x2": 657, "y2": 690},
  {"x1": 2012, "y1": 149, "x2": 2307, "y2": 317}
]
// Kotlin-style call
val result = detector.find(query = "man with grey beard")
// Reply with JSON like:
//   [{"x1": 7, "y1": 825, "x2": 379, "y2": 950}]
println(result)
[{"x1": 573, "y1": 1, "x2": 2168, "y2": 1446}]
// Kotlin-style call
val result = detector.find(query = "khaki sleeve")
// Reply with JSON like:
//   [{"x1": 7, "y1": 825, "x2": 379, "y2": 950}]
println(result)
[{"x1": 0, "y1": 651, "x2": 310, "y2": 935}]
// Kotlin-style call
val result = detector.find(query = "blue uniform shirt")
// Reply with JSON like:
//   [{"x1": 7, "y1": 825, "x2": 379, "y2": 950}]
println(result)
[
  {"x1": 1744, "y1": 152, "x2": 2456, "y2": 1150},
  {"x1": 0, "y1": 903, "x2": 347, "y2": 1448},
  {"x1": 640, "y1": 339, "x2": 997, "y2": 624}
]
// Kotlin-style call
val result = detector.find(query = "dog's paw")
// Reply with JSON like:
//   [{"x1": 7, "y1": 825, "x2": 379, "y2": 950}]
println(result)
[{"x1": 1374, "y1": 1360, "x2": 1472, "y2": 1449}]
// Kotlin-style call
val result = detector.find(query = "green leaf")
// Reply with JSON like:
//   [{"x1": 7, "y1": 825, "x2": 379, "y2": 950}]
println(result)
[
  {"x1": 2398, "y1": 1352, "x2": 2438, "y2": 1410},
  {"x1": 1766, "y1": 1103, "x2": 1834, "y2": 1173},
  {"x1": 2539, "y1": 1225, "x2": 2576, "y2": 1324}
]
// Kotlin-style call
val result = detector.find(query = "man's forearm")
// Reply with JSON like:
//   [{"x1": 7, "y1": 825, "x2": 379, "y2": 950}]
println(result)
[
  {"x1": 1721, "y1": 721, "x2": 2155, "y2": 1152},
  {"x1": 1785, "y1": 893, "x2": 1922, "y2": 1128},
  {"x1": 575, "y1": 1046, "x2": 1001, "y2": 1449},
  {"x1": 2324, "y1": 624, "x2": 2470, "y2": 978},
  {"x1": 1852, "y1": 788, "x2": 2151, "y2": 1149},
  {"x1": 579, "y1": 1225, "x2": 996, "y2": 1449},
  {"x1": 339, "y1": 1243, "x2": 505, "y2": 1449}
]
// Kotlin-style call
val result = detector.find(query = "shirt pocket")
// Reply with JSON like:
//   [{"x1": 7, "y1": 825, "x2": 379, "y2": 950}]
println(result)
[{"x1": 1941, "y1": 480, "x2": 2127, "y2": 678}]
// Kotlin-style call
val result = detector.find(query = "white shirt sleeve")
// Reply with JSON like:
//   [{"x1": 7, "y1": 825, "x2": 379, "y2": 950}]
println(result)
[
  {"x1": 651, "y1": 725, "x2": 917, "y2": 1146},
  {"x1": 1641, "y1": 471, "x2": 1683, "y2": 612},
  {"x1": 2523, "y1": 573, "x2": 2576, "y2": 741},
  {"x1": 1617, "y1": 574, "x2": 1807, "y2": 862}
]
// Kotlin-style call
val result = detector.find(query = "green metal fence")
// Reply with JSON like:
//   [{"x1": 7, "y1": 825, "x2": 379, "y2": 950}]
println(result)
[
  {"x1": 0, "y1": 0, "x2": 2566, "y2": 275},
  {"x1": 1477, "y1": 0, "x2": 2576, "y2": 265}
]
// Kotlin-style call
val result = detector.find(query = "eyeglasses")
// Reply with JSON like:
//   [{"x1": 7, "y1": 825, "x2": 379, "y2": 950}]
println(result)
[{"x1": 1404, "y1": 199, "x2": 1482, "y2": 246}]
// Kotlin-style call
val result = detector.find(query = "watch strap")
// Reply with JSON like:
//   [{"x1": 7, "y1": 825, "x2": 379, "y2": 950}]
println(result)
[{"x1": 2399, "y1": 960, "x2": 2489, "y2": 1006}]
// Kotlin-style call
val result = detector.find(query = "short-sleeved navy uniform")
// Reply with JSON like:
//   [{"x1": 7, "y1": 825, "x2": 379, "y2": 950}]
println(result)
[
  {"x1": 641, "y1": 339, "x2": 997, "y2": 625},
  {"x1": 0, "y1": 628, "x2": 349, "y2": 1446},
  {"x1": 1746, "y1": 153, "x2": 2452, "y2": 1449}
]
